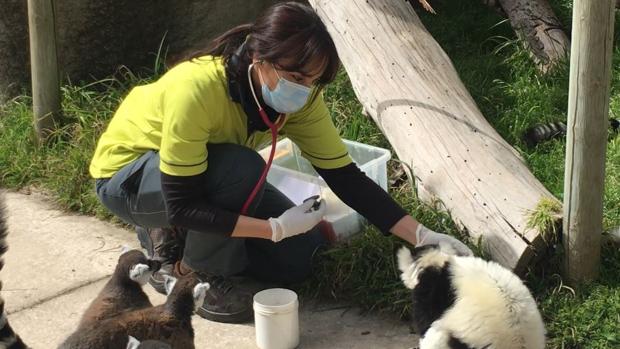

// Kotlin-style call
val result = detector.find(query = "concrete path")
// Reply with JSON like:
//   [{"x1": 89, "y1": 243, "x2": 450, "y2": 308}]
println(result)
[{"x1": 2, "y1": 190, "x2": 417, "y2": 348}]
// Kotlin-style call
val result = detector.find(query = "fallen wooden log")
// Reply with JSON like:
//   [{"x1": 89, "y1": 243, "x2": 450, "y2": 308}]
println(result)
[{"x1": 309, "y1": 0, "x2": 561, "y2": 273}]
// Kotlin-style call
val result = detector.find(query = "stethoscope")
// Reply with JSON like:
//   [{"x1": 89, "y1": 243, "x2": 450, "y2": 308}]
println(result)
[{"x1": 239, "y1": 61, "x2": 286, "y2": 215}]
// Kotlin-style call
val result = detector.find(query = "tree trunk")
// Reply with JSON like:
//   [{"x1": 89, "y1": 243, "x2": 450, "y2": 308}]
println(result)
[
  {"x1": 308, "y1": 0, "x2": 559, "y2": 273},
  {"x1": 495, "y1": 0, "x2": 570, "y2": 72}
]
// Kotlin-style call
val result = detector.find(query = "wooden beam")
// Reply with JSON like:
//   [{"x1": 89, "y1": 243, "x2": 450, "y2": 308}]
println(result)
[
  {"x1": 308, "y1": 0, "x2": 558, "y2": 273},
  {"x1": 27, "y1": 0, "x2": 60, "y2": 142},
  {"x1": 563, "y1": 0, "x2": 615, "y2": 283}
]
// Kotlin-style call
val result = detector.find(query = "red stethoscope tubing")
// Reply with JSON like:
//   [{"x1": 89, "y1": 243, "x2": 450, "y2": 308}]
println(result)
[
  {"x1": 240, "y1": 61, "x2": 288, "y2": 215},
  {"x1": 239, "y1": 108, "x2": 284, "y2": 215}
]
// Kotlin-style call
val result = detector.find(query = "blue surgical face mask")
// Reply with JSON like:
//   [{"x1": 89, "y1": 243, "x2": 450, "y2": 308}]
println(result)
[{"x1": 259, "y1": 63, "x2": 312, "y2": 114}]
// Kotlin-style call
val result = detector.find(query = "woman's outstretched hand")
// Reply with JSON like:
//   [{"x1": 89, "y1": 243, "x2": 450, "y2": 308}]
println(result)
[
  {"x1": 416, "y1": 224, "x2": 473, "y2": 256},
  {"x1": 268, "y1": 196, "x2": 326, "y2": 242}
]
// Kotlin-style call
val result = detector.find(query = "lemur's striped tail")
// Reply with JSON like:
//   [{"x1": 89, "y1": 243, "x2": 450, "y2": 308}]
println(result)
[{"x1": 0, "y1": 192, "x2": 28, "y2": 349}]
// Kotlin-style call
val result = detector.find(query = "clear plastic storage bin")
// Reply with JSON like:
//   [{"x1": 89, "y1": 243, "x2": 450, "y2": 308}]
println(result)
[{"x1": 259, "y1": 138, "x2": 391, "y2": 240}]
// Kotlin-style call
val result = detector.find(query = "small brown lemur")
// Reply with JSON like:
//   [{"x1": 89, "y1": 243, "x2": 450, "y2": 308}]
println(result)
[
  {"x1": 59, "y1": 270, "x2": 209, "y2": 349},
  {"x1": 77, "y1": 248, "x2": 161, "y2": 329}
]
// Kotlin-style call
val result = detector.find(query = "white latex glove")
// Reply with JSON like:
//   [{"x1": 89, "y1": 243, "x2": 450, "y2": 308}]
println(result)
[
  {"x1": 416, "y1": 224, "x2": 473, "y2": 256},
  {"x1": 268, "y1": 197, "x2": 327, "y2": 242}
]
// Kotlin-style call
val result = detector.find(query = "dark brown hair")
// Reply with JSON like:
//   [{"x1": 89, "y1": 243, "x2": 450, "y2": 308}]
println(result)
[{"x1": 183, "y1": 2, "x2": 340, "y2": 88}]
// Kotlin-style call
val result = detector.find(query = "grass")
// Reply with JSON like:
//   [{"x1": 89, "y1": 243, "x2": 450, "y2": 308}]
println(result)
[
  {"x1": 1, "y1": 0, "x2": 619, "y2": 348},
  {"x1": 526, "y1": 197, "x2": 563, "y2": 244},
  {"x1": 0, "y1": 69, "x2": 155, "y2": 221}
]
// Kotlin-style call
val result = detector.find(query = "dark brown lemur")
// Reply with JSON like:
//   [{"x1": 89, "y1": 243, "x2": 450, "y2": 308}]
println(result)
[
  {"x1": 77, "y1": 249, "x2": 161, "y2": 329},
  {"x1": 58, "y1": 273, "x2": 207, "y2": 349}
]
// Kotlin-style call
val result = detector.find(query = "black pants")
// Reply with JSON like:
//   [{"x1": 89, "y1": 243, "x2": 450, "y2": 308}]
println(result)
[{"x1": 95, "y1": 143, "x2": 327, "y2": 284}]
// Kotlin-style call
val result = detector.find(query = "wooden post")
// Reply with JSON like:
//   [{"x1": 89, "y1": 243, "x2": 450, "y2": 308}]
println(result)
[
  {"x1": 27, "y1": 0, "x2": 60, "y2": 142},
  {"x1": 563, "y1": 0, "x2": 615, "y2": 283}
]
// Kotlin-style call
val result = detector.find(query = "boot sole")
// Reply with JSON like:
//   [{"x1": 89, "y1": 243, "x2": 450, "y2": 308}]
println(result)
[{"x1": 195, "y1": 306, "x2": 253, "y2": 324}]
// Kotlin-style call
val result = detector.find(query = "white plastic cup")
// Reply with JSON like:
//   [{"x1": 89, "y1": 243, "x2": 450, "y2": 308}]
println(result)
[{"x1": 253, "y1": 288, "x2": 300, "y2": 349}]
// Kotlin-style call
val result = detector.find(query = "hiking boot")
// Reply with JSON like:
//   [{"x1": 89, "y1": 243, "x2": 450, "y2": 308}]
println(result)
[
  {"x1": 136, "y1": 226, "x2": 186, "y2": 295},
  {"x1": 175, "y1": 262, "x2": 253, "y2": 324}
]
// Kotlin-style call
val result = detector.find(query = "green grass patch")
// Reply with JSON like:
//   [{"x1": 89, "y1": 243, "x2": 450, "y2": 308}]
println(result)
[
  {"x1": 526, "y1": 197, "x2": 563, "y2": 244},
  {"x1": 1, "y1": 0, "x2": 619, "y2": 347},
  {"x1": 525, "y1": 243, "x2": 620, "y2": 349},
  {"x1": 0, "y1": 72, "x2": 153, "y2": 219}
]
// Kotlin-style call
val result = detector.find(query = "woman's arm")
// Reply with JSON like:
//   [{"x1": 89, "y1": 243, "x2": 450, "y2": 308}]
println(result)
[
  {"x1": 161, "y1": 171, "x2": 273, "y2": 238},
  {"x1": 230, "y1": 215, "x2": 272, "y2": 239},
  {"x1": 314, "y1": 163, "x2": 409, "y2": 235},
  {"x1": 161, "y1": 172, "x2": 325, "y2": 241},
  {"x1": 317, "y1": 164, "x2": 471, "y2": 255},
  {"x1": 390, "y1": 215, "x2": 419, "y2": 245}
]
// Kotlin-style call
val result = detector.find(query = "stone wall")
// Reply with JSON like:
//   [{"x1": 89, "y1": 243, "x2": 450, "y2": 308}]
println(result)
[{"x1": 0, "y1": 0, "x2": 280, "y2": 100}]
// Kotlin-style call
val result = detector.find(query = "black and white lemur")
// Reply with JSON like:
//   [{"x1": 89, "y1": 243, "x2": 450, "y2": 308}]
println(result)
[
  {"x1": 397, "y1": 244, "x2": 546, "y2": 349},
  {"x1": 0, "y1": 192, "x2": 29, "y2": 349}
]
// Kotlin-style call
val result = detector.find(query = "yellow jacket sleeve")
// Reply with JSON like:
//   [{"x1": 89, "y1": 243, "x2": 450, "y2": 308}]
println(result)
[
  {"x1": 283, "y1": 91, "x2": 352, "y2": 169},
  {"x1": 159, "y1": 78, "x2": 213, "y2": 176}
]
